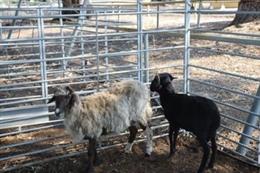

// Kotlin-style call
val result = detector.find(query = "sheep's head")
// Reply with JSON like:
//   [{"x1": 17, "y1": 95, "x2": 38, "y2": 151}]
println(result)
[
  {"x1": 150, "y1": 73, "x2": 176, "y2": 92},
  {"x1": 48, "y1": 86, "x2": 75, "y2": 118}
]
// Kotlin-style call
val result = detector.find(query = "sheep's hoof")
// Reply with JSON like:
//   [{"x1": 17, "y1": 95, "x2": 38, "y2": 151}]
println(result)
[
  {"x1": 206, "y1": 163, "x2": 214, "y2": 169},
  {"x1": 124, "y1": 150, "x2": 133, "y2": 154},
  {"x1": 144, "y1": 153, "x2": 151, "y2": 157},
  {"x1": 144, "y1": 154, "x2": 156, "y2": 162},
  {"x1": 94, "y1": 157, "x2": 103, "y2": 166},
  {"x1": 167, "y1": 150, "x2": 176, "y2": 159}
]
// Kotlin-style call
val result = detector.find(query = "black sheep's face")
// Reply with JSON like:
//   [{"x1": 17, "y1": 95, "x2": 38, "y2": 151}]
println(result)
[{"x1": 150, "y1": 73, "x2": 175, "y2": 92}]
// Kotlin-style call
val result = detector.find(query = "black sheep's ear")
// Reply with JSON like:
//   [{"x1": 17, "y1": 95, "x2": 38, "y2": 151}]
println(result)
[
  {"x1": 65, "y1": 86, "x2": 74, "y2": 95},
  {"x1": 155, "y1": 72, "x2": 160, "y2": 82},
  {"x1": 168, "y1": 73, "x2": 176, "y2": 81},
  {"x1": 47, "y1": 96, "x2": 55, "y2": 104}
]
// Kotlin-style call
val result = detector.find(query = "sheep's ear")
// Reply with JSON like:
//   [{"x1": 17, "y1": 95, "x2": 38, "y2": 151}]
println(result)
[
  {"x1": 168, "y1": 74, "x2": 176, "y2": 81},
  {"x1": 155, "y1": 73, "x2": 160, "y2": 82},
  {"x1": 65, "y1": 86, "x2": 74, "y2": 95},
  {"x1": 48, "y1": 96, "x2": 55, "y2": 104}
]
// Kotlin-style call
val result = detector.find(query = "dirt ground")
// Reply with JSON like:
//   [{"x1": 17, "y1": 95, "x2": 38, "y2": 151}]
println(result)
[
  {"x1": 1, "y1": 5, "x2": 260, "y2": 173},
  {"x1": 5, "y1": 137, "x2": 259, "y2": 173}
]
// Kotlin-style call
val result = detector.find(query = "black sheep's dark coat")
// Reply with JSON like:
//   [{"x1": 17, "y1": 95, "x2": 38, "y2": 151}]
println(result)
[{"x1": 150, "y1": 73, "x2": 220, "y2": 173}]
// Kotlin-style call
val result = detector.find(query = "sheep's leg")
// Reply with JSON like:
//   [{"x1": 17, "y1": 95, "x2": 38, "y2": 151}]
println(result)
[
  {"x1": 168, "y1": 124, "x2": 179, "y2": 158},
  {"x1": 207, "y1": 136, "x2": 217, "y2": 169},
  {"x1": 144, "y1": 125, "x2": 153, "y2": 157},
  {"x1": 125, "y1": 126, "x2": 138, "y2": 153},
  {"x1": 197, "y1": 138, "x2": 210, "y2": 173},
  {"x1": 87, "y1": 138, "x2": 97, "y2": 173},
  {"x1": 138, "y1": 123, "x2": 153, "y2": 157}
]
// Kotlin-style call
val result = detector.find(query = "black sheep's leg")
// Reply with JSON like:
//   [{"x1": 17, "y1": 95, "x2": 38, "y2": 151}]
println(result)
[
  {"x1": 139, "y1": 123, "x2": 153, "y2": 157},
  {"x1": 197, "y1": 137, "x2": 210, "y2": 173},
  {"x1": 172, "y1": 126, "x2": 179, "y2": 155},
  {"x1": 168, "y1": 123, "x2": 178, "y2": 158},
  {"x1": 125, "y1": 126, "x2": 138, "y2": 153},
  {"x1": 168, "y1": 123, "x2": 174, "y2": 157},
  {"x1": 207, "y1": 136, "x2": 217, "y2": 169},
  {"x1": 87, "y1": 138, "x2": 97, "y2": 173}
]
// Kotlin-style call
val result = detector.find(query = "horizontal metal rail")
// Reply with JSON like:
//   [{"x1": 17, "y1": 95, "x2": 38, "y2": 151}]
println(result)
[
  {"x1": 217, "y1": 133, "x2": 257, "y2": 153},
  {"x1": 189, "y1": 64, "x2": 260, "y2": 82},
  {"x1": 0, "y1": 122, "x2": 169, "y2": 162},
  {"x1": 219, "y1": 124, "x2": 258, "y2": 142},
  {"x1": 0, "y1": 63, "x2": 182, "y2": 92},
  {"x1": 220, "y1": 113, "x2": 259, "y2": 130},
  {"x1": 1, "y1": 28, "x2": 185, "y2": 44},
  {"x1": 191, "y1": 47, "x2": 260, "y2": 60},
  {"x1": 191, "y1": 30, "x2": 260, "y2": 38},
  {"x1": 189, "y1": 78, "x2": 260, "y2": 100},
  {"x1": 189, "y1": 91, "x2": 260, "y2": 118},
  {"x1": 217, "y1": 143, "x2": 258, "y2": 164},
  {"x1": 0, "y1": 133, "x2": 168, "y2": 173},
  {"x1": 0, "y1": 123, "x2": 63, "y2": 138},
  {"x1": 0, "y1": 135, "x2": 67, "y2": 151}
]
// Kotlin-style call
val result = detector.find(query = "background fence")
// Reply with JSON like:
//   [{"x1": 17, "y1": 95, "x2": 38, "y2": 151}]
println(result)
[{"x1": 0, "y1": 0, "x2": 259, "y2": 171}]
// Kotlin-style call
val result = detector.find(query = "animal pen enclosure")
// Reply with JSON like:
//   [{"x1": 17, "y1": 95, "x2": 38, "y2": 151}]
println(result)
[{"x1": 0, "y1": 0, "x2": 259, "y2": 172}]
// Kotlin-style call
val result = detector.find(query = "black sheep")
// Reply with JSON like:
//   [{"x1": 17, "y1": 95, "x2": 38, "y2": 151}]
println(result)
[{"x1": 150, "y1": 73, "x2": 220, "y2": 173}]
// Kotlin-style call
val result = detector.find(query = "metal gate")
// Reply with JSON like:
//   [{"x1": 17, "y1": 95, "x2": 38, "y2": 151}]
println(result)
[{"x1": 0, "y1": 0, "x2": 259, "y2": 171}]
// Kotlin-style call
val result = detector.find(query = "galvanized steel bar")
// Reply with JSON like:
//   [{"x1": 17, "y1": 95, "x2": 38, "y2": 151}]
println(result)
[
  {"x1": 6, "y1": 0, "x2": 23, "y2": 40},
  {"x1": 37, "y1": 8, "x2": 48, "y2": 103},
  {"x1": 190, "y1": 64, "x2": 260, "y2": 82},
  {"x1": 237, "y1": 86, "x2": 260, "y2": 156},
  {"x1": 183, "y1": 0, "x2": 191, "y2": 94},
  {"x1": 189, "y1": 91, "x2": 260, "y2": 117},
  {"x1": 189, "y1": 78, "x2": 260, "y2": 100}
]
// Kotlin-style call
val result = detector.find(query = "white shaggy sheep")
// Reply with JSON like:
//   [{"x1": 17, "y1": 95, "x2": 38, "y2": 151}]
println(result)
[{"x1": 48, "y1": 80, "x2": 153, "y2": 173}]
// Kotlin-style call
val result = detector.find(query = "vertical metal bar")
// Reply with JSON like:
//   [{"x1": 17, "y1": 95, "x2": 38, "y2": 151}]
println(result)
[
  {"x1": 104, "y1": 11, "x2": 109, "y2": 81},
  {"x1": 80, "y1": 29, "x2": 85, "y2": 80},
  {"x1": 196, "y1": 0, "x2": 202, "y2": 27},
  {"x1": 184, "y1": 0, "x2": 191, "y2": 94},
  {"x1": 237, "y1": 86, "x2": 260, "y2": 156},
  {"x1": 6, "y1": 0, "x2": 23, "y2": 40},
  {"x1": 117, "y1": 5, "x2": 120, "y2": 33},
  {"x1": 58, "y1": 0, "x2": 66, "y2": 73},
  {"x1": 137, "y1": 0, "x2": 143, "y2": 82},
  {"x1": 144, "y1": 33, "x2": 149, "y2": 83},
  {"x1": 37, "y1": 8, "x2": 48, "y2": 103},
  {"x1": 0, "y1": 22, "x2": 2, "y2": 40},
  {"x1": 258, "y1": 124, "x2": 260, "y2": 164},
  {"x1": 67, "y1": 0, "x2": 88, "y2": 57},
  {"x1": 156, "y1": 5, "x2": 159, "y2": 29},
  {"x1": 95, "y1": 11, "x2": 100, "y2": 91}
]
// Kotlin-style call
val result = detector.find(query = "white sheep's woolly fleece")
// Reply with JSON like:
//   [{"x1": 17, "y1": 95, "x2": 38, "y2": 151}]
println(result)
[{"x1": 64, "y1": 80, "x2": 153, "y2": 143}]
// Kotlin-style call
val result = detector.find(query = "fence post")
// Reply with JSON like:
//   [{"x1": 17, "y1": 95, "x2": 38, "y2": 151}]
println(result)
[
  {"x1": 184, "y1": 0, "x2": 191, "y2": 94},
  {"x1": 143, "y1": 33, "x2": 149, "y2": 83},
  {"x1": 6, "y1": 0, "x2": 23, "y2": 40},
  {"x1": 0, "y1": 22, "x2": 2, "y2": 40},
  {"x1": 37, "y1": 8, "x2": 48, "y2": 103},
  {"x1": 237, "y1": 85, "x2": 260, "y2": 157},
  {"x1": 137, "y1": 0, "x2": 143, "y2": 82},
  {"x1": 196, "y1": 0, "x2": 202, "y2": 27},
  {"x1": 58, "y1": 0, "x2": 66, "y2": 74},
  {"x1": 104, "y1": 10, "x2": 109, "y2": 81},
  {"x1": 95, "y1": 11, "x2": 100, "y2": 91},
  {"x1": 67, "y1": 0, "x2": 89, "y2": 57},
  {"x1": 156, "y1": 4, "x2": 160, "y2": 29}
]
